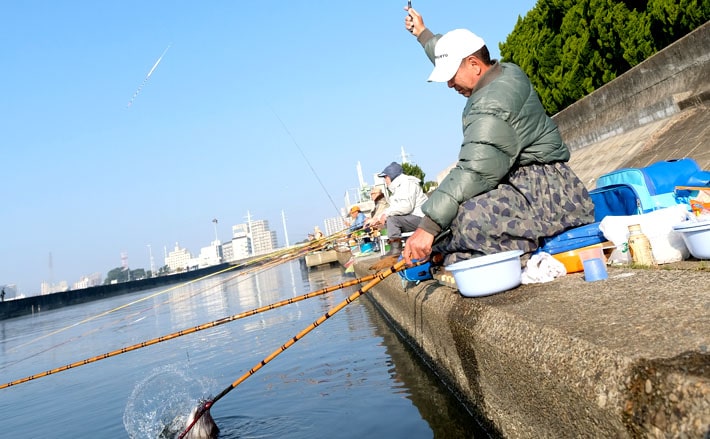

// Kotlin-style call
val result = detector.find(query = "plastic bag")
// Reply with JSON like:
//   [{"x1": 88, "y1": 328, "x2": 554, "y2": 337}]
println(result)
[{"x1": 598, "y1": 205, "x2": 690, "y2": 264}]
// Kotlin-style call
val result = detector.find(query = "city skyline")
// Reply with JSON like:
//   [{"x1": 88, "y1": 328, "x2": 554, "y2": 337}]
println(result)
[
  {"x1": 26, "y1": 202, "x2": 363, "y2": 297},
  {"x1": 29, "y1": 215, "x2": 285, "y2": 297}
]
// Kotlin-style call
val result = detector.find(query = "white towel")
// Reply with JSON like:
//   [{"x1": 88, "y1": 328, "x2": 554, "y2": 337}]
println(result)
[{"x1": 521, "y1": 252, "x2": 567, "y2": 284}]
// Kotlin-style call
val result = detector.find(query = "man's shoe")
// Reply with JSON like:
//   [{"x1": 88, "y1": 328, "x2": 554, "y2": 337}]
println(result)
[{"x1": 383, "y1": 238, "x2": 402, "y2": 257}]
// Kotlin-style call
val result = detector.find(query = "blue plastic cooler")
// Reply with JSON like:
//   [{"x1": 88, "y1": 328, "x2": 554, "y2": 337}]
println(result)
[{"x1": 538, "y1": 222, "x2": 606, "y2": 255}]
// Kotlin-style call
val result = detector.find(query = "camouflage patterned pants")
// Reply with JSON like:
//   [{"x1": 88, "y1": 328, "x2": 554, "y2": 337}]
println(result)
[{"x1": 433, "y1": 162, "x2": 595, "y2": 266}]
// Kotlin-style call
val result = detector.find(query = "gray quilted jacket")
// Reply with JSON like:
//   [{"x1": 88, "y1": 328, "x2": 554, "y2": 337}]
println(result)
[{"x1": 417, "y1": 30, "x2": 571, "y2": 234}]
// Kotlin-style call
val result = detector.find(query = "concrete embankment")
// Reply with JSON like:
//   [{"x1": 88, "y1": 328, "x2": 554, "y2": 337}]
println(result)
[
  {"x1": 552, "y1": 21, "x2": 709, "y2": 154},
  {"x1": 0, "y1": 263, "x2": 232, "y2": 320},
  {"x1": 556, "y1": 20, "x2": 709, "y2": 188},
  {"x1": 355, "y1": 257, "x2": 709, "y2": 438}
]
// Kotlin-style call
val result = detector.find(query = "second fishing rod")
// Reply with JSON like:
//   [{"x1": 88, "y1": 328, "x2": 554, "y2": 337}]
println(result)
[{"x1": 0, "y1": 268, "x2": 383, "y2": 390}]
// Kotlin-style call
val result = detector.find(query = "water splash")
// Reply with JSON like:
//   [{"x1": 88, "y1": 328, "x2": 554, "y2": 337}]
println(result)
[{"x1": 123, "y1": 364, "x2": 215, "y2": 439}]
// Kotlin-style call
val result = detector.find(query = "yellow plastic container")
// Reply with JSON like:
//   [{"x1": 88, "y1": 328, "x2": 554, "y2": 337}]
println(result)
[{"x1": 552, "y1": 243, "x2": 605, "y2": 274}]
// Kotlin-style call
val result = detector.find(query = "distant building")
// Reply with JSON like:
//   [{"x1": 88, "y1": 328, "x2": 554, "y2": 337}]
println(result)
[
  {"x1": 197, "y1": 240, "x2": 222, "y2": 268},
  {"x1": 221, "y1": 240, "x2": 234, "y2": 263},
  {"x1": 73, "y1": 273, "x2": 102, "y2": 290},
  {"x1": 222, "y1": 224, "x2": 251, "y2": 262},
  {"x1": 165, "y1": 243, "x2": 193, "y2": 272},
  {"x1": 221, "y1": 219, "x2": 279, "y2": 261},
  {"x1": 248, "y1": 219, "x2": 278, "y2": 256},
  {"x1": 41, "y1": 280, "x2": 69, "y2": 295},
  {"x1": 324, "y1": 216, "x2": 347, "y2": 236}
]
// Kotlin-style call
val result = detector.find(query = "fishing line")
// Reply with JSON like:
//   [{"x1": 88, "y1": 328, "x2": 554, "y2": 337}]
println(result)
[
  {"x1": 0, "y1": 267, "x2": 382, "y2": 389},
  {"x1": 5, "y1": 263, "x2": 264, "y2": 369},
  {"x1": 4, "y1": 230, "x2": 345, "y2": 364},
  {"x1": 270, "y1": 107, "x2": 342, "y2": 218},
  {"x1": 9, "y1": 263, "x2": 240, "y2": 353},
  {"x1": 9, "y1": 231, "x2": 346, "y2": 353}
]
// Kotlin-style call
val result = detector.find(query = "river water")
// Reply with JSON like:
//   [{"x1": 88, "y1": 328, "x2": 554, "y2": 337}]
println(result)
[{"x1": 0, "y1": 260, "x2": 490, "y2": 438}]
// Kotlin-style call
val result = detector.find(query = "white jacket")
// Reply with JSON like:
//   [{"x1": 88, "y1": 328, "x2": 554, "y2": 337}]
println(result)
[{"x1": 384, "y1": 174, "x2": 428, "y2": 217}]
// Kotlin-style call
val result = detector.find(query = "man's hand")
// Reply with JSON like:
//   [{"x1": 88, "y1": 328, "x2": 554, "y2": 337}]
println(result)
[
  {"x1": 402, "y1": 227, "x2": 434, "y2": 265},
  {"x1": 404, "y1": 6, "x2": 425, "y2": 37},
  {"x1": 376, "y1": 213, "x2": 387, "y2": 227}
]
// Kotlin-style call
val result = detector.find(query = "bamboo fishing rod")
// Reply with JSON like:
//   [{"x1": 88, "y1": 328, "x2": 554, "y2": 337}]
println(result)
[
  {"x1": 11, "y1": 228, "x2": 347, "y2": 353},
  {"x1": 0, "y1": 271, "x2": 381, "y2": 390},
  {"x1": 179, "y1": 259, "x2": 411, "y2": 439}
]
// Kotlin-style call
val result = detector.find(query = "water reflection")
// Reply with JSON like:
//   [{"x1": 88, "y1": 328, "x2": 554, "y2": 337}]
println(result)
[
  {"x1": 363, "y1": 298, "x2": 494, "y2": 438},
  {"x1": 0, "y1": 260, "x2": 490, "y2": 438}
]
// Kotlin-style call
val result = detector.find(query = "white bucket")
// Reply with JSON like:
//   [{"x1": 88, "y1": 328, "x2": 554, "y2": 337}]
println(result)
[
  {"x1": 672, "y1": 219, "x2": 710, "y2": 259},
  {"x1": 446, "y1": 250, "x2": 524, "y2": 297}
]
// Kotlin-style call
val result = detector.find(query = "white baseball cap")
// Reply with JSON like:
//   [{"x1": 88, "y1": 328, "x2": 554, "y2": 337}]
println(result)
[{"x1": 428, "y1": 29, "x2": 486, "y2": 82}]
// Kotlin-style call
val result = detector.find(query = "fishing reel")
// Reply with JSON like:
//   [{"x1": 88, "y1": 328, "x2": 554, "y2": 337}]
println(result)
[{"x1": 397, "y1": 257, "x2": 433, "y2": 283}]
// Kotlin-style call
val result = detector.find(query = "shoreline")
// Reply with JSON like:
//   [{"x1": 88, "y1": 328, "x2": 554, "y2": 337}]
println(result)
[
  {"x1": 0, "y1": 262, "x2": 234, "y2": 320},
  {"x1": 355, "y1": 255, "x2": 710, "y2": 438}
]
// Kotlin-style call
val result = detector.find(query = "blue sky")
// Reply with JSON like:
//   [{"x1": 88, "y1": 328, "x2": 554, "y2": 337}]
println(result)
[{"x1": 1, "y1": 1, "x2": 537, "y2": 294}]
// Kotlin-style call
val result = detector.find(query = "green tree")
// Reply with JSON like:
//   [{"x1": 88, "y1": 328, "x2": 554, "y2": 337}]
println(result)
[
  {"x1": 104, "y1": 267, "x2": 146, "y2": 284},
  {"x1": 402, "y1": 162, "x2": 439, "y2": 194},
  {"x1": 648, "y1": 0, "x2": 710, "y2": 49},
  {"x1": 131, "y1": 268, "x2": 146, "y2": 280},
  {"x1": 157, "y1": 265, "x2": 170, "y2": 275},
  {"x1": 500, "y1": 0, "x2": 709, "y2": 114},
  {"x1": 402, "y1": 162, "x2": 425, "y2": 185},
  {"x1": 105, "y1": 267, "x2": 128, "y2": 284},
  {"x1": 424, "y1": 180, "x2": 439, "y2": 194}
]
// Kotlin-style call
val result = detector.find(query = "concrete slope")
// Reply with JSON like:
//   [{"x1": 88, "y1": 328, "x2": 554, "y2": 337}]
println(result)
[
  {"x1": 559, "y1": 20, "x2": 710, "y2": 187},
  {"x1": 568, "y1": 105, "x2": 710, "y2": 189}
]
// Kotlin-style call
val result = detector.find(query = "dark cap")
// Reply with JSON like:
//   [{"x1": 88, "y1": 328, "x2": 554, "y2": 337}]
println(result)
[{"x1": 377, "y1": 162, "x2": 403, "y2": 180}]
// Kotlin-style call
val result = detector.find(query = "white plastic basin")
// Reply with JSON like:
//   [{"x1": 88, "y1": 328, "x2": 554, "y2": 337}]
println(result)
[
  {"x1": 446, "y1": 250, "x2": 524, "y2": 297},
  {"x1": 672, "y1": 219, "x2": 710, "y2": 259}
]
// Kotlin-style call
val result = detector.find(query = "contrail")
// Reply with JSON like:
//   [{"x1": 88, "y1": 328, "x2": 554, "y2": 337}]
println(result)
[{"x1": 126, "y1": 43, "x2": 172, "y2": 108}]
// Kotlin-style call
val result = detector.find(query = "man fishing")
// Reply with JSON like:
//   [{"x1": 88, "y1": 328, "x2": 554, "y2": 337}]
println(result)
[
  {"x1": 371, "y1": 161, "x2": 428, "y2": 257},
  {"x1": 401, "y1": 5, "x2": 594, "y2": 267}
]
